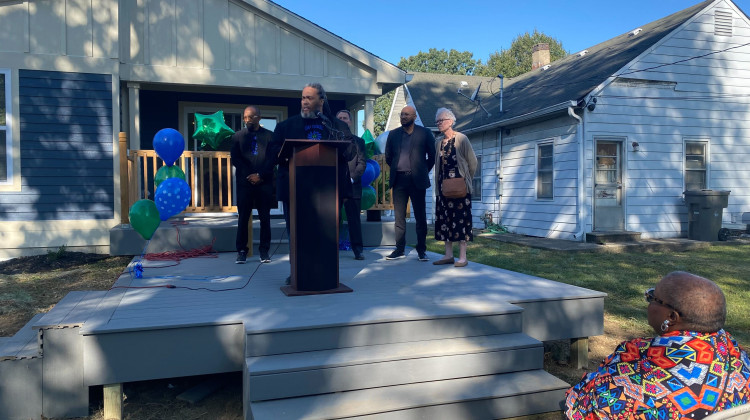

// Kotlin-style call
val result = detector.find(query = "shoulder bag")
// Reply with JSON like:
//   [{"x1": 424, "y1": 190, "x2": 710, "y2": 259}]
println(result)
[{"x1": 441, "y1": 143, "x2": 467, "y2": 199}]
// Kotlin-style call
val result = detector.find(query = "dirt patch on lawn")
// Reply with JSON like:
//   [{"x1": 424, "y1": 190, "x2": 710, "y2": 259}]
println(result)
[{"x1": 0, "y1": 251, "x2": 637, "y2": 420}]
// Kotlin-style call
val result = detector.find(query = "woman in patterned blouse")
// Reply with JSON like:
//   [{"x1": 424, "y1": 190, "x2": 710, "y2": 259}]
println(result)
[{"x1": 565, "y1": 271, "x2": 750, "y2": 419}]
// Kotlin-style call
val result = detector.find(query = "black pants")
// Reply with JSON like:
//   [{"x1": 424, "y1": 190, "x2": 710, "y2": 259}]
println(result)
[
  {"x1": 236, "y1": 186, "x2": 272, "y2": 254},
  {"x1": 392, "y1": 173, "x2": 427, "y2": 254},
  {"x1": 343, "y1": 194, "x2": 363, "y2": 254}
]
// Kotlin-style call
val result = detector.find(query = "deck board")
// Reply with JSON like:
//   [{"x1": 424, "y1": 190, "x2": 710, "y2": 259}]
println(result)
[{"x1": 77, "y1": 248, "x2": 605, "y2": 337}]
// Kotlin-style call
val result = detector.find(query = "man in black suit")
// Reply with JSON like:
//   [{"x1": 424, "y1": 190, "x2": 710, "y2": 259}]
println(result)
[
  {"x1": 269, "y1": 83, "x2": 357, "y2": 284},
  {"x1": 384, "y1": 105, "x2": 436, "y2": 261},
  {"x1": 336, "y1": 110, "x2": 366, "y2": 260},
  {"x1": 230, "y1": 106, "x2": 274, "y2": 264}
]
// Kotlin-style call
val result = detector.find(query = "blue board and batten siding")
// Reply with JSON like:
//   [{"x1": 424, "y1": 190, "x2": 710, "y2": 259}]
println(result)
[{"x1": 0, "y1": 70, "x2": 114, "y2": 221}]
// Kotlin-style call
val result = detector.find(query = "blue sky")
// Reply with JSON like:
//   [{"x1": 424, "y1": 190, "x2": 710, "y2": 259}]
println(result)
[{"x1": 271, "y1": 0, "x2": 750, "y2": 66}]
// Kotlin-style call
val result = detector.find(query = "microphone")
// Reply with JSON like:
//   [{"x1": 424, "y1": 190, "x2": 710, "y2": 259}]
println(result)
[{"x1": 316, "y1": 111, "x2": 332, "y2": 126}]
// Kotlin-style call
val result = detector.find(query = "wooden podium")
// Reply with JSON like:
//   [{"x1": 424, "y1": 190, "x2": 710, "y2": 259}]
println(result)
[{"x1": 279, "y1": 139, "x2": 353, "y2": 296}]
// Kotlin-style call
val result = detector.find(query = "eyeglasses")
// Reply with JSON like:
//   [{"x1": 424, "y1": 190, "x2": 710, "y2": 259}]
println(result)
[
  {"x1": 435, "y1": 119, "x2": 451, "y2": 125},
  {"x1": 644, "y1": 288, "x2": 682, "y2": 315},
  {"x1": 400, "y1": 113, "x2": 415, "y2": 117}
]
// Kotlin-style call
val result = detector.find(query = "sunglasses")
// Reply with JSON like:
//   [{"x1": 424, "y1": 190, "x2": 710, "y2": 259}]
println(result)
[{"x1": 645, "y1": 287, "x2": 682, "y2": 316}]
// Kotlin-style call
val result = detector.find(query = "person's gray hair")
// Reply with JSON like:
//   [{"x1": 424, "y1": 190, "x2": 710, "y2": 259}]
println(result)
[
  {"x1": 305, "y1": 82, "x2": 327, "y2": 101},
  {"x1": 435, "y1": 107, "x2": 456, "y2": 125},
  {"x1": 661, "y1": 271, "x2": 726, "y2": 332}
]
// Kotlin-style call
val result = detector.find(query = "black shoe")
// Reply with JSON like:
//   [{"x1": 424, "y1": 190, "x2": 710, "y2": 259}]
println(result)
[
  {"x1": 260, "y1": 251, "x2": 271, "y2": 263},
  {"x1": 385, "y1": 250, "x2": 405, "y2": 260},
  {"x1": 354, "y1": 253, "x2": 365, "y2": 260},
  {"x1": 235, "y1": 250, "x2": 247, "y2": 264},
  {"x1": 418, "y1": 252, "x2": 429, "y2": 262},
  {"x1": 285, "y1": 276, "x2": 291, "y2": 286}
]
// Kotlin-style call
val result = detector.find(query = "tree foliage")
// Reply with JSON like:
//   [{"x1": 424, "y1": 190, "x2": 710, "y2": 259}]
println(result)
[
  {"x1": 373, "y1": 90, "x2": 395, "y2": 137},
  {"x1": 397, "y1": 48, "x2": 478, "y2": 76},
  {"x1": 474, "y1": 30, "x2": 567, "y2": 78}
]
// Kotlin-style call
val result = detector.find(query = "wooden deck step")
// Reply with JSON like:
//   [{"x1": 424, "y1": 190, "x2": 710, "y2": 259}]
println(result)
[
  {"x1": 248, "y1": 369, "x2": 569, "y2": 420},
  {"x1": 245, "y1": 310, "x2": 524, "y2": 357},
  {"x1": 0, "y1": 313, "x2": 44, "y2": 360},
  {"x1": 33, "y1": 290, "x2": 108, "y2": 329},
  {"x1": 246, "y1": 333, "x2": 542, "y2": 401}
]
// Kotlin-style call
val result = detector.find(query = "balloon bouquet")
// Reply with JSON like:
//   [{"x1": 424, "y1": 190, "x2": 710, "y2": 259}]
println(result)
[
  {"x1": 339, "y1": 129, "x2": 382, "y2": 250},
  {"x1": 127, "y1": 128, "x2": 192, "y2": 277}
]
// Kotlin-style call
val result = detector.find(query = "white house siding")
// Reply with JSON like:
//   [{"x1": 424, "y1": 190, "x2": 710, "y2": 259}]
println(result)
[
  {"x1": 119, "y1": 0, "x2": 386, "y2": 96},
  {"x1": 500, "y1": 115, "x2": 580, "y2": 238},
  {"x1": 584, "y1": 0, "x2": 750, "y2": 239},
  {"x1": 463, "y1": 130, "x2": 501, "y2": 229}
]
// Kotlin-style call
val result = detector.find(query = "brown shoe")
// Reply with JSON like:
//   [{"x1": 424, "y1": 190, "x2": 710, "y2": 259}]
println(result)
[
  {"x1": 432, "y1": 257, "x2": 455, "y2": 265},
  {"x1": 454, "y1": 260, "x2": 469, "y2": 267}
]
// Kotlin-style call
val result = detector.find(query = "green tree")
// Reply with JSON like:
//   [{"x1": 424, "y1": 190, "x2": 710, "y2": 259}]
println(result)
[
  {"x1": 373, "y1": 48, "x2": 478, "y2": 136},
  {"x1": 474, "y1": 29, "x2": 567, "y2": 78},
  {"x1": 374, "y1": 90, "x2": 394, "y2": 137},
  {"x1": 396, "y1": 48, "x2": 478, "y2": 76}
]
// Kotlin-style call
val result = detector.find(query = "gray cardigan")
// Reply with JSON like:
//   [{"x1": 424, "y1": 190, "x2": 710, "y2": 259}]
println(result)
[{"x1": 434, "y1": 131, "x2": 478, "y2": 194}]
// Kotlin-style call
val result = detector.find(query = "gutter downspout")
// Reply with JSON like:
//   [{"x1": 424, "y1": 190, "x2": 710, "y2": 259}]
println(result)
[{"x1": 568, "y1": 106, "x2": 585, "y2": 242}]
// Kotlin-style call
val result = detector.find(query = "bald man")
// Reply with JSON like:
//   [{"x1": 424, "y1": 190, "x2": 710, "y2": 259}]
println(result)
[{"x1": 384, "y1": 106, "x2": 436, "y2": 261}]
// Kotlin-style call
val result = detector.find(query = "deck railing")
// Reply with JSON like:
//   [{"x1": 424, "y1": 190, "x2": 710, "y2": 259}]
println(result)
[{"x1": 119, "y1": 133, "x2": 394, "y2": 223}]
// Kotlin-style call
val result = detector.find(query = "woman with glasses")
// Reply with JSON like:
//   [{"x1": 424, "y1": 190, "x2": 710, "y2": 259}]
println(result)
[
  {"x1": 431, "y1": 108, "x2": 477, "y2": 268},
  {"x1": 564, "y1": 271, "x2": 750, "y2": 419}
]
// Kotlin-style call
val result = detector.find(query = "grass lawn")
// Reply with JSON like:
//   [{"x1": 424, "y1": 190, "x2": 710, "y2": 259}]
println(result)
[{"x1": 426, "y1": 234, "x2": 750, "y2": 347}]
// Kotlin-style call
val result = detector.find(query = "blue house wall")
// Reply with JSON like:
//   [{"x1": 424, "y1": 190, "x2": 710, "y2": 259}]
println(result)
[{"x1": 0, "y1": 70, "x2": 114, "y2": 221}]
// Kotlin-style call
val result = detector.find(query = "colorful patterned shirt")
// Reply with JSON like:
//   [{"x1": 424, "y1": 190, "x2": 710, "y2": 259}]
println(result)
[{"x1": 565, "y1": 329, "x2": 750, "y2": 419}]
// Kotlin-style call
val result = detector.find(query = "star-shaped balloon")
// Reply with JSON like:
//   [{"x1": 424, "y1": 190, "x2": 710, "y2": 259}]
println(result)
[{"x1": 193, "y1": 111, "x2": 235, "y2": 150}]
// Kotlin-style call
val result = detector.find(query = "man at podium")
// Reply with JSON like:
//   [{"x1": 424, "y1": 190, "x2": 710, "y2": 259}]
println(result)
[{"x1": 269, "y1": 83, "x2": 358, "y2": 287}]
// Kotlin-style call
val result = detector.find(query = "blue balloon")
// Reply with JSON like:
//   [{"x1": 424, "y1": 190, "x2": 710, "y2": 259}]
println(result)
[
  {"x1": 361, "y1": 159, "x2": 381, "y2": 186},
  {"x1": 361, "y1": 164, "x2": 376, "y2": 187},
  {"x1": 153, "y1": 128, "x2": 185, "y2": 166},
  {"x1": 368, "y1": 159, "x2": 381, "y2": 180},
  {"x1": 154, "y1": 177, "x2": 192, "y2": 221}
]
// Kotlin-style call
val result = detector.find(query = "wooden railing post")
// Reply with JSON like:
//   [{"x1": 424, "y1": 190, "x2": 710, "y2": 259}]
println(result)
[{"x1": 119, "y1": 132, "x2": 130, "y2": 224}]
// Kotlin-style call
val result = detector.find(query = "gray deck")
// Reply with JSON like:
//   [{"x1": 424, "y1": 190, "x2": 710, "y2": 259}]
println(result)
[
  {"x1": 3, "y1": 245, "x2": 606, "y2": 419},
  {"x1": 45, "y1": 247, "x2": 604, "y2": 338}
]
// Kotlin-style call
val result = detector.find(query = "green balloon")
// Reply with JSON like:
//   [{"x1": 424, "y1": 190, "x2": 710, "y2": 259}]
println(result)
[
  {"x1": 155, "y1": 165, "x2": 186, "y2": 188},
  {"x1": 361, "y1": 186, "x2": 376, "y2": 210},
  {"x1": 129, "y1": 199, "x2": 161, "y2": 240},
  {"x1": 193, "y1": 111, "x2": 235, "y2": 150}
]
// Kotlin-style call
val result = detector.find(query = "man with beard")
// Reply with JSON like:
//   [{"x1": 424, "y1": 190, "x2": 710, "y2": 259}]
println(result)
[
  {"x1": 384, "y1": 105, "x2": 436, "y2": 262},
  {"x1": 336, "y1": 109, "x2": 366, "y2": 260},
  {"x1": 230, "y1": 106, "x2": 274, "y2": 264},
  {"x1": 269, "y1": 83, "x2": 357, "y2": 285}
]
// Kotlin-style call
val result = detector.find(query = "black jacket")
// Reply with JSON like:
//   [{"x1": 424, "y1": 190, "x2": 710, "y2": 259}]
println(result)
[
  {"x1": 385, "y1": 125, "x2": 436, "y2": 190},
  {"x1": 269, "y1": 114, "x2": 357, "y2": 201}
]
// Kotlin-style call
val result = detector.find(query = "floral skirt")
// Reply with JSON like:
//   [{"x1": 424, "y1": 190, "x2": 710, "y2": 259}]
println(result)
[{"x1": 435, "y1": 193, "x2": 473, "y2": 242}]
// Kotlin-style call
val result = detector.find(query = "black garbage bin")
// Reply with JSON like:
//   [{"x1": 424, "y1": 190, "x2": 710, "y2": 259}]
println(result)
[{"x1": 684, "y1": 190, "x2": 730, "y2": 241}]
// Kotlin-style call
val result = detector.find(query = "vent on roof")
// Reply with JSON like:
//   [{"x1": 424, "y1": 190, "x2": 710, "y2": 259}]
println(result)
[
  {"x1": 715, "y1": 9, "x2": 733, "y2": 36},
  {"x1": 628, "y1": 28, "x2": 642, "y2": 37},
  {"x1": 577, "y1": 50, "x2": 589, "y2": 57},
  {"x1": 541, "y1": 64, "x2": 551, "y2": 70}
]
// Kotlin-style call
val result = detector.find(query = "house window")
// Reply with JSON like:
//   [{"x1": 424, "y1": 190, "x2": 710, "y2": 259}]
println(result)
[
  {"x1": 472, "y1": 155, "x2": 482, "y2": 201},
  {"x1": 685, "y1": 141, "x2": 707, "y2": 191},
  {"x1": 537, "y1": 143, "x2": 553, "y2": 199},
  {"x1": 0, "y1": 69, "x2": 11, "y2": 184}
]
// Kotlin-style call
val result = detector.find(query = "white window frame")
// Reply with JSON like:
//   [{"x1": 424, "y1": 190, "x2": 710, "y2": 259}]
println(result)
[
  {"x1": 684, "y1": 138, "x2": 709, "y2": 191},
  {"x1": 536, "y1": 140, "x2": 554, "y2": 200},
  {"x1": 0, "y1": 68, "x2": 12, "y2": 187},
  {"x1": 472, "y1": 155, "x2": 482, "y2": 201}
]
